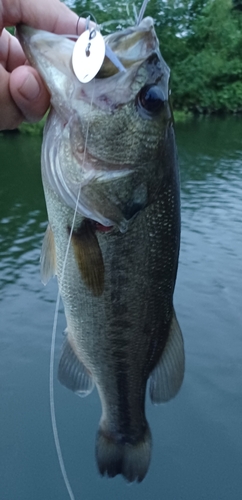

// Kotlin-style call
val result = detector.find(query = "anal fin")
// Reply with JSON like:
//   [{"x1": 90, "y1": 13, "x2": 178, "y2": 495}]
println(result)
[
  {"x1": 149, "y1": 309, "x2": 185, "y2": 404},
  {"x1": 58, "y1": 338, "x2": 94, "y2": 397}
]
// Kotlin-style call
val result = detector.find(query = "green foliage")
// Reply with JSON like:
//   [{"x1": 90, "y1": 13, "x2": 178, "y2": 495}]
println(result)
[
  {"x1": 16, "y1": 0, "x2": 242, "y2": 136},
  {"x1": 6, "y1": 27, "x2": 15, "y2": 35},
  {"x1": 233, "y1": 0, "x2": 242, "y2": 10},
  {"x1": 18, "y1": 115, "x2": 47, "y2": 135},
  {"x1": 173, "y1": 110, "x2": 194, "y2": 122},
  {"x1": 157, "y1": 0, "x2": 242, "y2": 113},
  {"x1": 70, "y1": 0, "x2": 242, "y2": 113}
]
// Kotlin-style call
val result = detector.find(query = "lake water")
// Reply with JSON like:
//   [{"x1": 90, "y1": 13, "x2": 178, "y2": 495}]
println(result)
[{"x1": 0, "y1": 116, "x2": 241, "y2": 500}]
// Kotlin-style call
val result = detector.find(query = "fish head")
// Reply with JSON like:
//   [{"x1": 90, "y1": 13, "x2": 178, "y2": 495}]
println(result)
[{"x1": 17, "y1": 18, "x2": 173, "y2": 232}]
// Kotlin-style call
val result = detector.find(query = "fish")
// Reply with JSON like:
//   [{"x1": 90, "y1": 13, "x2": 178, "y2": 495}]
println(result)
[{"x1": 17, "y1": 16, "x2": 185, "y2": 483}]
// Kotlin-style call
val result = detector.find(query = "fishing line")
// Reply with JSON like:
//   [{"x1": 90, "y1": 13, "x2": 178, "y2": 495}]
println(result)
[
  {"x1": 137, "y1": 0, "x2": 150, "y2": 25},
  {"x1": 76, "y1": 12, "x2": 98, "y2": 35},
  {"x1": 49, "y1": 3, "x2": 140, "y2": 491},
  {"x1": 49, "y1": 76, "x2": 96, "y2": 500}
]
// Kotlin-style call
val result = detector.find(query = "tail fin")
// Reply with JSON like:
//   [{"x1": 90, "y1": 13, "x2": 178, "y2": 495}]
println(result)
[{"x1": 95, "y1": 425, "x2": 152, "y2": 483}]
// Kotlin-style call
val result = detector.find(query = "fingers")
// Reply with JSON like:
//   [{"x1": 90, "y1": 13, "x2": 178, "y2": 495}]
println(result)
[
  {"x1": 0, "y1": 64, "x2": 23, "y2": 130},
  {"x1": 0, "y1": 29, "x2": 50, "y2": 130},
  {"x1": 0, "y1": 28, "x2": 26, "y2": 71},
  {"x1": 0, "y1": 64, "x2": 50, "y2": 130},
  {"x1": 10, "y1": 66, "x2": 50, "y2": 123},
  {"x1": 0, "y1": 0, "x2": 88, "y2": 130},
  {"x1": 1, "y1": 0, "x2": 83, "y2": 35}
]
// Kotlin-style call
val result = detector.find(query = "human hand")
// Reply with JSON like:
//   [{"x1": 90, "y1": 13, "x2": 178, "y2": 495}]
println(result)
[{"x1": 0, "y1": 0, "x2": 86, "y2": 131}]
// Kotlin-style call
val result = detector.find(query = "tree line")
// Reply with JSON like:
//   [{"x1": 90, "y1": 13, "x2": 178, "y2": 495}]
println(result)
[
  {"x1": 72, "y1": 0, "x2": 242, "y2": 114},
  {"x1": 154, "y1": 0, "x2": 242, "y2": 113}
]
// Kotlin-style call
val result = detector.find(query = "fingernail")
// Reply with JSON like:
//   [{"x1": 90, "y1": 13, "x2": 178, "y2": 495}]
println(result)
[{"x1": 18, "y1": 73, "x2": 41, "y2": 100}]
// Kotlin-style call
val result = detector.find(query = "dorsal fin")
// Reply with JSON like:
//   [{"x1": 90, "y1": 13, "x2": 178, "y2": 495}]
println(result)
[
  {"x1": 149, "y1": 310, "x2": 185, "y2": 404},
  {"x1": 40, "y1": 224, "x2": 56, "y2": 285}
]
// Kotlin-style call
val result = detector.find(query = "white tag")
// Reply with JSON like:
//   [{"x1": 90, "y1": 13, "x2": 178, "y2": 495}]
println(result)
[{"x1": 72, "y1": 29, "x2": 105, "y2": 83}]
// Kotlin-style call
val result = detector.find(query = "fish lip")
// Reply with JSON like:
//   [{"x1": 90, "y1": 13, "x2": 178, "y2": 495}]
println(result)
[
  {"x1": 16, "y1": 17, "x2": 162, "y2": 83},
  {"x1": 17, "y1": 20, "x2": 170, "y2": 115}
]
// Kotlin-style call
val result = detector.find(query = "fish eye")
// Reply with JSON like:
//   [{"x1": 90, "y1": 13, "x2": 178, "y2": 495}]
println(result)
[{"x1": 136, "y1": 85, "x2": 165, "y2": 115}]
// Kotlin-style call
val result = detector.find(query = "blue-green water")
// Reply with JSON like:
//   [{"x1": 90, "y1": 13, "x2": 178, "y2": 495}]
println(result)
[{"x1": 0, "y1": 117, "x2": 242, "y2": 500}]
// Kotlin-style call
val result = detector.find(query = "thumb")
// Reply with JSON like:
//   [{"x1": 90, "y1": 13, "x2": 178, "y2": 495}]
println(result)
[{"x1": 9, "y1": 65, "x2": 50, "y2": 123}]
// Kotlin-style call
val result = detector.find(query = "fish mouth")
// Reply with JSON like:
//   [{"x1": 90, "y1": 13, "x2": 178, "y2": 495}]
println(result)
[
  {"x1": 17, "y1": 16, "x2": 158, "y2": 66},
  {"x1": 16, "y1": 17, "x2": 162, "y2": 102},
  {"x1": 98, "y1": 17, "x2": 159, "y2": 77},
  {"x1": 17, "y1": 20, "x2": 171, "y2": 233}
]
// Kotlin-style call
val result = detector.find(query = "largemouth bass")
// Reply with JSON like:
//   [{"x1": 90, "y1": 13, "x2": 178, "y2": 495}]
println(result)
[{"x1": 17, "y1": 17, "x2": 184, "y2": 483}]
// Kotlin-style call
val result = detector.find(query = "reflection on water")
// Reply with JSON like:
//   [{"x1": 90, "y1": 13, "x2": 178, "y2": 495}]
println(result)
[{"x1": 0, "y1": 118, "x2": 242, "y2": 499}]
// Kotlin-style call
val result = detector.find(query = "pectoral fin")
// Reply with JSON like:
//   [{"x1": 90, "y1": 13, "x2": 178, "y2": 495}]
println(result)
[
  {"x1": 149, "y1": 310, "x2": 185, "y2": 404},
  {"x1": 70, "y1": 219, "x2": 104, "y2": 296},
  {"x1": 58, "y1": 337, "x2": 94, "y2": 397},
  {"x1": 40, "y1": 224, "x2": 56, "y2": 285}
]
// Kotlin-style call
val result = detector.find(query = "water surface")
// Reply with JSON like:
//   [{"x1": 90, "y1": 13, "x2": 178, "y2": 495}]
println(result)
[{"x1": 0, "y1": 117, "x2": 241, "y2": 500}]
